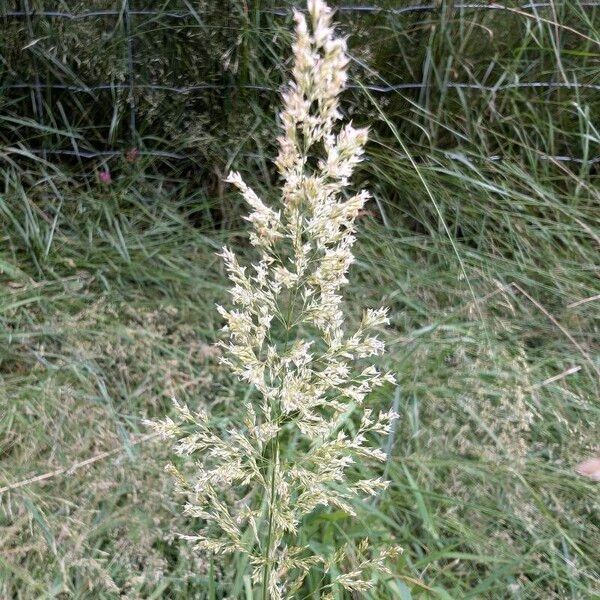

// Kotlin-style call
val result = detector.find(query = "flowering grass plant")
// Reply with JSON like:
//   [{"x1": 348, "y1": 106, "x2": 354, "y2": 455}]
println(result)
[{"x1": 152, "y1": 1, "x2": 399, "y2": 596}]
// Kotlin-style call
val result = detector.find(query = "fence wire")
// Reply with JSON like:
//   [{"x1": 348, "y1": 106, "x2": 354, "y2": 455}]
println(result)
[
  {"x1": 8, "y1": 147, "x2": 599, "y2": 166},
  {"x1": 3, "y1": 2, "x2": 600, "y2": 19},
  {"x1": 4, "y1": 81, "x2": 600, "y2": 93},
  {"x1": 1, "y1": 2, "x2": 599, "y2": 164}
]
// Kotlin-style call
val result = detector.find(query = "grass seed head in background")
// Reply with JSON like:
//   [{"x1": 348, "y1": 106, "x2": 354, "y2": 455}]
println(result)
[{"x1": 151, "y1": 0, "x2": 400, "y2": 597}]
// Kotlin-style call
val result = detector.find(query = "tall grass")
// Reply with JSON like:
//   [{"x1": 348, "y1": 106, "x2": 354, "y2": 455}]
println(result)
[{"x1": 1, "y1": 0, "x2": 599, "y2": 598}]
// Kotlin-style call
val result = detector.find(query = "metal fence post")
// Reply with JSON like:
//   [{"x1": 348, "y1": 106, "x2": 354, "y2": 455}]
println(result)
[
  {"x1": 22, "y1": 0, "x2": 46, "y2": 160},
  {"x1": 124, "y1": 0, "x2": 137, "y2": 146}
]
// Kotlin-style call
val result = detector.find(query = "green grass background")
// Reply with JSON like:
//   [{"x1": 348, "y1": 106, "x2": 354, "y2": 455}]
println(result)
[{"x1": 1, "y1": 1, "x2": 599, "y2": 598}]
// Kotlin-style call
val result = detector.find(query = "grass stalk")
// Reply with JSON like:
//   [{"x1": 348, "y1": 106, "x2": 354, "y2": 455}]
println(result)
[{"x1": 262, "y1": 432, "x2": 280, "y2": 600}]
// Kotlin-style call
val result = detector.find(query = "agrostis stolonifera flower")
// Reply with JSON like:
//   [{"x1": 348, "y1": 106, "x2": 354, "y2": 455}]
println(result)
[{"x1": 151, "y1": 1, "x2": 400, "y2": 596}]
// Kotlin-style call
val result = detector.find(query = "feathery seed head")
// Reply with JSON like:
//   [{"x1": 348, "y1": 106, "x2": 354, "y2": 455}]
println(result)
[{"x1": 151, "y1": 1, "x2": 399, "y2": 595}]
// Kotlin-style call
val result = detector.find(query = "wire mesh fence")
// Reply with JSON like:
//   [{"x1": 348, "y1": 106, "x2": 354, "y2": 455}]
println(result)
[{"x1": 1, "y1": 1, "x2": 599, "y2": 167}]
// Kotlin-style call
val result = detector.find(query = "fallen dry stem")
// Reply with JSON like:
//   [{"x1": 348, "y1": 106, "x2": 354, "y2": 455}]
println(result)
[{"x1": 0, "y1": 432, "x2": 161, "y2": 495}]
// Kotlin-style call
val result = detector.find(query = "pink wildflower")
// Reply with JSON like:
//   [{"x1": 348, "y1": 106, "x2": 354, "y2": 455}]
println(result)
[
  {"x1": 99, "y1": 170, "x2": 112, "y2": 184},
  {"x1": 125, "y1": 148, "x2": 139, "y2": 163}
]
